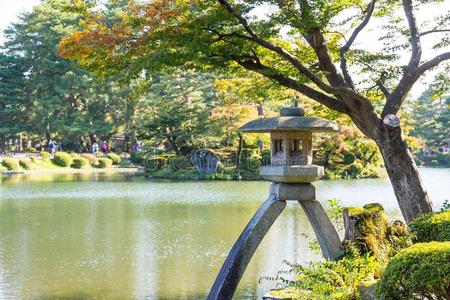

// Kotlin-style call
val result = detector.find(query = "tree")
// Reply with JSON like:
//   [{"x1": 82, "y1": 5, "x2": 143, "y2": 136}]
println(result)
[
  {"x1": 136, "y1": 72, "x2": 216, "y2": 154},
  {"x1": 59, "y1": 0, "x2": 450, "y2": 222},
  {"x1": 1, "y1": 0, "x2": 134, "y2": 149},
  {"x1": 0, "y1": 53, "x2": 27, "y2": 153},
  {"x1": 410, "y1": 88, "x2": 450, "y2": 148}
]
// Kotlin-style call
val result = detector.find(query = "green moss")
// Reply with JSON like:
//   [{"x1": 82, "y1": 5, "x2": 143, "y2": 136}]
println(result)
[
  {"x1": 409, "y1": 210, "x2": 450, "y2": 242},
  {"x1": 343, "y1": 203, "x2": 411, "y2": 263},
  {"x1": 376, "y1": 241, "x2": 450, "y2": 300}
]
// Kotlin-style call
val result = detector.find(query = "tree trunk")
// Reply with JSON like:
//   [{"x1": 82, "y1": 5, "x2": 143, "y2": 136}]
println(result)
[
  {"x1": 377, "y1": 128, "x2": 433, "y2": 223},
  {"x1": 236, "y1": 133, "x2": 243, "y2": 170},
  {"x1": 0, "y1": 134, "x2": 6, "y2": 154}
]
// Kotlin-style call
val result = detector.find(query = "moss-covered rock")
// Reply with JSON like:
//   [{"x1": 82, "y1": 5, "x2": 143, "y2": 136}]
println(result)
[
  {"x1": 409, "y1": 210, "x2": 450, "y2": 242},
  {"x1": 343, "y1": 204, "x2": 411, "y2": 263},
  {"x1": 376, "y1": 241, "x2": 450, "y2": 300}
]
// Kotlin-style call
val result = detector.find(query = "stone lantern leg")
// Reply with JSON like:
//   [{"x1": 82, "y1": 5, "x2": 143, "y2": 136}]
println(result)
[{"x1": 207, "y1": 107, "x2": 342, "y2": 300}]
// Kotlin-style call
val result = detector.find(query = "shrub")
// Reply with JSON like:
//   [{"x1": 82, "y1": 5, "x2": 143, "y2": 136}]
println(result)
[
  {"x1": 1, "y1": 157, "x2": 20, "y2": 171},
  {"x1": 19, "y1": 158, "x2": 33, "y2": 170},
  {"x1": 243, "y1": 155, "x2": 262, "y2": 171},
  {"x1": 72, "y1": 157, "x2": 90, "y2": 169},
  {"x1": 168, "y1": 155, "x2": 191, "y2": 171},
  {"x1": 40, "y1": 151, "x2": 51, "y2": 160},
  {"x1": 97, "y1": 157, "x2": 113, "y2": 168},
  {"x1": 409, "y1": 211, "x2": 450, "y2": 242},
  {"x1": 69, "y1": 152, "x2": 80, "y2": 159},
  {"x1": 24, "y1": 147, "x2": 37, "y2": 153},
  {"x1": 144, "y1": 156, "x2": 167, "y2": 171},
  {"x1": 130, "y1": 151, "x2": 143, "y2": 163},
  {"x1": 52, "y1": 152, "x2": 73, "y2": 167},
  {"x1": 376, "y1": 241, "x2": 450, "y2": 300},
  {"x1": 436, "y1": 152, "x2": 450, "y2": 167},
  {"x1": 430, "y1": 159, "x2": 439, "y2": 167},
  {"x1": 81, "y1": 153, "x2": 98, "y2": 166},
  {"x1": 107, "y1": 153, "x2": 121, "y2": 165},
  {"x1": 268, "y1": 250, "x2": 381, "y2": 300}
]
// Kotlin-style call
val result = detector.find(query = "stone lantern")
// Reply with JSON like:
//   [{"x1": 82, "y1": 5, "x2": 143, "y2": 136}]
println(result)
[
  {"x1": 208, "y1": 107, "x2": 342, "y2": 300},
  {"x1": 240, "y1": 106, "x2": 339, "y2": 183}
]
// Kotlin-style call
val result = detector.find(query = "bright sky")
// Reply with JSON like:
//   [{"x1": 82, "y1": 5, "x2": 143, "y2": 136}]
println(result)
[
  {"x1": 1, "y1": 0, "x2": 448, "y2": 97},
  {"x1": 0, "y1": 0, "x2": 41, "y2": 44}
]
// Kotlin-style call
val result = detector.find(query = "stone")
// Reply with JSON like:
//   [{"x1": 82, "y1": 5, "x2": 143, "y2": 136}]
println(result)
[
  {"x1": 270, "y1": 182, "x2": 316, "y2": 201},
  {"x1": 207, "y1": 194, "x2": 286, "y2": 300},
  {"x1": 260, "y1": 164, "x2": 324, "y2": 183},
  {"x1": 190, "y1": 149, "x2": 219, "y2": 175},
  {"x1": 299, "y1": 200, "x2": 343, "y2": 260},
  {"x1": 240, "y1": 116, "x2": 339, "y2": 133},
  {"x1": 280, "y1": 107, "x2": 304, "y2": 117}
]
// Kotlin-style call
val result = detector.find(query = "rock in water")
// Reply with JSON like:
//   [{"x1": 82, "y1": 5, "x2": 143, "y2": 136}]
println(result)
[{"x1": 190, "y1": 150, "x2": 219, "y2": 176}]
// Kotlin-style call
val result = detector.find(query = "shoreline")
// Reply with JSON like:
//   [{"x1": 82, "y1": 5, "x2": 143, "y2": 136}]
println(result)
[{"x1": 0, "y1": 167, "x2": 145, "y2": 176}]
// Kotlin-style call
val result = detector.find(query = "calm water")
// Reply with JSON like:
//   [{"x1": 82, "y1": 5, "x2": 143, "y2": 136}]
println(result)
[{"x1": 0, "y1": 168, "x2": 448, "y2": 300}]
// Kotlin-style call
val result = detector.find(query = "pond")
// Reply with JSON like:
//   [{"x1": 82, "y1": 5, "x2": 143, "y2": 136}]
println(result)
[{"x1": 0, "y1": 168, "x2": 448, "y2": 300}]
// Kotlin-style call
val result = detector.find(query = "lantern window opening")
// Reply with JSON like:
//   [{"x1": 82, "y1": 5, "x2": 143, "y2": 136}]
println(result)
[
  {"x1": 290, "y1": 139, "x2": 303, "y2": 155},
  {"x1": 274, "y1": 139, "x2": 284, "y2": 155}
]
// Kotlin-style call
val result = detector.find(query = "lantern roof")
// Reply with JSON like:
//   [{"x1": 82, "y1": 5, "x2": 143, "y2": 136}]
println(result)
[{"x1": 240, "y1": 107, "x2": 339, "y2": 133}]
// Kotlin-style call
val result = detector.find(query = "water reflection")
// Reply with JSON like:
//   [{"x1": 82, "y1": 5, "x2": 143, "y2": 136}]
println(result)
[{"x1": 0, "y1": 168, "x2": 448, "y2": 299}]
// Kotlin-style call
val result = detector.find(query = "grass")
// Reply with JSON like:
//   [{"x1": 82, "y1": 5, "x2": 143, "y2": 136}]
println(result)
[{"x1": 0, "y1": 154, "x2": 134, "y2": 173}]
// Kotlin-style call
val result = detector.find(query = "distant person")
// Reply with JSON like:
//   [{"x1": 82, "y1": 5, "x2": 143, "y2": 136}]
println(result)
[
  {"x1": 57, "y1": 142, "x2": 62, "y2": 152},
  {"x1": 92, "y1": 142, "x2": 99, "y2": 154},
  {"x1": 132, "y1": 143, "x2": 141, "y2": 152},
  {"x1": 48, "y1": 140, "x2": 56, "y2": 157},
  {"x1": 101, "y1": 141, "x2": 109, "y2": 154},
  {"x1": 35, "y1": 143, "x2": 42, "y2": 152}
]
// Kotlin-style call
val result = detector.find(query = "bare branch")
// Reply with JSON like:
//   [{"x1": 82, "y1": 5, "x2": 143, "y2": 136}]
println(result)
[
  {"x1": 339, "y1": 0, "x2": 376, "y2": 89},
  {"x1": 420, "y1": 29, "x2": 450, "y2": 36},
  {"x1": 417, "y1": 51, "x2": 450, "y2": 75}
]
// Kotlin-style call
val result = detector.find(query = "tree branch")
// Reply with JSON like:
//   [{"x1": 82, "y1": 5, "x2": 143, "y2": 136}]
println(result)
[
  {"x1": 305, "y1": 29, "x2": 347, "y2": 87},
  {"x1": 236, "y1": 59, "x2": 348, "y2": 113},
  {"x1": 382, "y1": 0, "x2": 423, "y2": 117},
  {"x1": 417, "y1": 51, "x2": 450, "y2": 76},
  {"x1": 403, "y1": 0, "x2": 422, "y2": 68},
  {"x1": 420, "y1": 29, "x2": 450, "y2": 36},
  {"x1": 376, "y1": 71, "x2": 391, "y2": 97},
  {"x1": 339, "y1": 0, "x2": 376, "y2": 89},
  {"x1": 214, "y1": 1, "x2": 344, "y2": 96}
]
